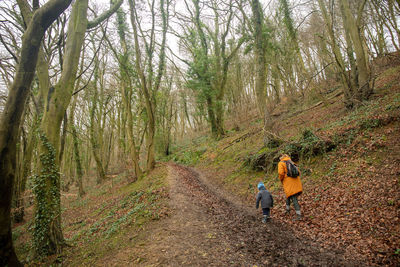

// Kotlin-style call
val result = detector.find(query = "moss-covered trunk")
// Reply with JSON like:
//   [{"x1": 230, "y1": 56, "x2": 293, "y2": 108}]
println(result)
[
  {"x1": 252, "y1": 0, "x2": 267, "y2": 117},
  {"x1": 128, "y1": 0, "x2": 169, "y2": 172},
  {"x1": 112, "y1": 5, "x2": 143, "y2": 178},
  {"x1": 34, "y1": 0, "x2": 88, "y2": 255},
  {"x1": 0, "y1": 0, "x2": 72, "y2": 264},
  {"x1": 146, "y1": 107, "x2": 156, "y2": 171},
  {"x1": 33, "y1": 132, "x2": 64, "y2": 256},
  {"x1": 13, "y1": 115, "x2": 39, "y2": 223},
  {"x1": 70, "y1": 95, "x2": 85, "y2": 197},
  {"x1": 89, "y1": 57, "x2": 106, "y2": 184},
  {"x1": 72, "y1": 124, "x2": 85, "y2": 197},
  {"x1": 125, "y1": 99, "x2": 143, "y2": 179}
]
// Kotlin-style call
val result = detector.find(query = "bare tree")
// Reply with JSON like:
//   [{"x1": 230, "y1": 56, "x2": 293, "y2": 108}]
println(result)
[
  {"x1": 128, "y1": 0, "x2": 170, "y2": 171},
  {"x1": 0, "y1": 1, "x2": 72, "y2": 264}
]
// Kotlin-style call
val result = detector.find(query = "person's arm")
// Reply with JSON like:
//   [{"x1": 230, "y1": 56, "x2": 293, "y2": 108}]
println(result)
[
  {"x1": 256, "y1": 193, "x2": 261, "y2": 209},
  {"x1": 278, "y1": 161, "x2": 286, "y2": 182}
]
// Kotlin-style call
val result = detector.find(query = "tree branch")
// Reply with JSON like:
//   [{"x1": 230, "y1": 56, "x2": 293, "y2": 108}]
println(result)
[
  {"x1": 86, "y1": 0, "x2": 123, "y2": 30},
  {"x1": 0, "y1": 34, "x2": 18, "y2": 64}
]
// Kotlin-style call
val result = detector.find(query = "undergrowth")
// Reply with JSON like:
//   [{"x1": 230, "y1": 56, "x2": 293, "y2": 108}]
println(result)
[
  {"x1": 169, "y1": 60, "x2": 400, "y2": 213},
  {"x1": 13, "y1": 165, "x2": 169, "y2": 266},
  {"x1": 63, "y1": 167, "x2": 168, "y2": 265},
  {"x1": 243, "y1": 128, "x2": 335, "y2": 173},
  {"x1": 164, "y1": 135, "x2": 213, "y2": 165},
  {"x1": 168, "y1": 58, "x2": 400, "y2": 265}
]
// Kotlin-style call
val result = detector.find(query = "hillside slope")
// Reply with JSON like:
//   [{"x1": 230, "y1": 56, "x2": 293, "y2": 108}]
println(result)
[
  {"x1": 13, "y1": 166, "x2": 170, "y2": 265},
  {"x1": 173, "y1": 56, "x2": 400, "y2": 265},
  {"x1": 128, "y1": 163, "x2": 361, "y2": 266},
  {"x1": 11, "y1": 56, "x2": 399, "y2": 266}
]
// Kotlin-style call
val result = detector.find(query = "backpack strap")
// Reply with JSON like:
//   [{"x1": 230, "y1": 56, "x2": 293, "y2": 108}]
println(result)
[
  {"x1": 282, "y1": 160, "x2": 289, "y2": 174},
  {"x1": 283, "y1": 160, "x2": 299, "y2": 178}
]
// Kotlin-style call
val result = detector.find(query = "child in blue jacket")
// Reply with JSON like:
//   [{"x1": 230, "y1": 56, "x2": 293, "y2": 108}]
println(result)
[{"x1": 256, "y1": 182, "x2": 274, "y2": 223}]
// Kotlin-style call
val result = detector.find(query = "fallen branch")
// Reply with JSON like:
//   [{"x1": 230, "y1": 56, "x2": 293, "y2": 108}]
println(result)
[
  {"x1": 262, "y1": 128, "x2": 287, "y2": 143},
  {"x1": 223, "y1": 128, "x2": 261, "y2": 150}
]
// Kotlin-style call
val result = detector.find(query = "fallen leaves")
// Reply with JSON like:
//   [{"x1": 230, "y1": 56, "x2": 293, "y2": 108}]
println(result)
[
  {"x1": 171, "y1": 163, "x2": 357, "y2": 266},
  {"x1": 270, "y1": 125, "x2": 400, "y2": 266}
]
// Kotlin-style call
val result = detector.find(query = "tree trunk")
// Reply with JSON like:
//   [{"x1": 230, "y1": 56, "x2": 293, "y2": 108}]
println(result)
[
  {"x1": 128, "y1": 0, "x2": 169, "y2": 171},
  {"x1": 89, "y1": 57, "x2": 106, "y2": 185},
  {"x1": 13, "y1": 1, "x2": 54, "y2": 224},
  {"x1": 125, "y1": 96, "x2": 143, "y2": 179},
  {"x1": 146, "y1": 114, "x2": 156, "y2": 171},
  {"x1": 251, "y1": 0, "x2": 267, "y2": 118},
  {"x1": 340, "y1": 0, "x2": 372, "y2": 102},
  {"x1": 317, "y1": 0, "x2": 354, "y2": 108},
  {"x1": 59, "y1": 112, "x2": 68, "y2": 164},
  {"x1": 34, "y1": 5, "x2": 123, "y2": 248},
  {"x1": 72, "y1": 124, "x2": 85, "y2": 197},
  {"x1": 69, "y1": 95, "x2": 85, "y2": 197},
  {"x1": 388, "y1": 0, "x2": 400, "y2": 51},
  {"x1": 0, "y1": 0, "x2": 72, "y2": 264},
  {"x1": 128, "y1": 0, "x2": 154, "y2": 171},
  {"x1": 341, "y1": 11, "x2": 359, "y2": 91},
  {"x1": 13, "y1": 114, "x2": 39, "y2": 223},
  {"x1": 279, "y1": 0, "x2": 307, "y2": 89},
  {"x1": 113, "y1": 5, "x2": 143, "y2": 179},
  {"x1": 214, "y1": 99, "x2": 225, "y2": 138},
  {"x1": 34, "y1": 131, "x2": 65, "y2": 256},
  {"x1": 206, "y1": 94, "x2": 218, "y2": 137},
  {"x1": 34, "y1": 0, "x2": 88, "y2": 255}
]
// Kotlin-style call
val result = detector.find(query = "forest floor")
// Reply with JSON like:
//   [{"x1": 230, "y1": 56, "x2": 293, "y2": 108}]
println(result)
[
  {"x1": 126, "y1": 163, "x2": 362, "y2": 266},
  {"x1": 12, "y1": 54, "x2": 400, "y2": 266},
  {"x1": 169, "y1": 54, "x2": 400, "y2": 266}
]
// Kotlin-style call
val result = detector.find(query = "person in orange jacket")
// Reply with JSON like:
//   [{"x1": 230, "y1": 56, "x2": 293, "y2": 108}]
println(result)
[{"x1": 278, "y1": 154, "x2": 303, "y2": 220}]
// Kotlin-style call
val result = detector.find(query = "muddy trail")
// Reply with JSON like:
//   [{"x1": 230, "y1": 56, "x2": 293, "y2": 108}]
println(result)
[{"x1": 135, "y1": 163, "x2": 362, "y2": 266}]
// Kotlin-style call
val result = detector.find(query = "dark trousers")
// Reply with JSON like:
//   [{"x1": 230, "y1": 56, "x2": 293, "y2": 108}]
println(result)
[
  {"x1": 286, "y1": 194, "x2": 301, "y2": 211},
  {"x1": 262, "y1": 208, "x2": 270, "y2": 216}
]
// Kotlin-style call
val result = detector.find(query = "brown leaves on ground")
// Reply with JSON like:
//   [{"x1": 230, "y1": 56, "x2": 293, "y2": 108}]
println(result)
[
  {"x1": 170, "y1": 163, "x2": 360, "y2": 266},
  {"x1": 267, "y1": 121, "x2": 400, "y2": 266},
  {"x1": 192, "y1": 86, "x2": 400, "y2": 265}
]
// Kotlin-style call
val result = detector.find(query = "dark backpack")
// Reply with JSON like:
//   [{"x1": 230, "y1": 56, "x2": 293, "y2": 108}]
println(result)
[{"x1": 284, "y1": 160, "x2": 300, "y2": 178}]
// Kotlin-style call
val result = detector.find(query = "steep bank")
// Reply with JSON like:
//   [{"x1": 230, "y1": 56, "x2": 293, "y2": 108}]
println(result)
[{"x1": 173, "y1": 56, "x2": 400, "y2": 265}]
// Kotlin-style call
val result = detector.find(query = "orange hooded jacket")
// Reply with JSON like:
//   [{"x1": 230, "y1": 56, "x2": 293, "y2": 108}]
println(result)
[{"x1": 278, "y1": 156, "x2": 303, "y2": 198}]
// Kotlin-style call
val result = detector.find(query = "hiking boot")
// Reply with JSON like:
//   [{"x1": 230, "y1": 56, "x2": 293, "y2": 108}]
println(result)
[{"x1": 262, "y1": 215, "x2": 268, "y2": 223}]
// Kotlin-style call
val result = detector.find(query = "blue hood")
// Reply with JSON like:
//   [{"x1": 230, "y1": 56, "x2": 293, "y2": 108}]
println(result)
[{"x1": 257, "y1": 182, "x2": 266, "y2": 190}]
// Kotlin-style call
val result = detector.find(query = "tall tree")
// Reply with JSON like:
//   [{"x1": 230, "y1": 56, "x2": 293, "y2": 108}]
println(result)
[
  {"x1": 10, "y1": 0, "x2": 66, "y2": 223},
  {"x1": 0, "y1": 0, "x2": 72, "y2": 265},
  {"x1": 107, "y1": 4, "x2": 143, "y2": 178},
  {"x1": 128, "y1": 0, "x2": 169, "y2": 171},
  {"x1": 88, "y1": 54, "x2": 107, "y2": 184},
  {"x1": 33, "y1": 0, "x2": 123, "y2": 256},
  {"x1": 317, "y1": 0, "x2": 354, "y2": 108},
  {"x1": 279, "y1": 0, "x2": 307, "y2": 91},
  {"x1": 251, "y1": 0, "x2": 267, "y2": 117},
  {"x1": 181, "y1": 0, "x2": 245, "y2": 138},
  {"x1": 69, "y1": 95, "x2": 85, "y2": 197},
  {"x1": 339, "y1": 0, "x2": 372, "y2": 103}
]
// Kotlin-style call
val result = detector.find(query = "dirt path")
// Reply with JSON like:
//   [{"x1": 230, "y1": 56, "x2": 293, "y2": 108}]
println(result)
[{"x1": 131, "y1": 163, "x2": 362, "y2": 266}]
